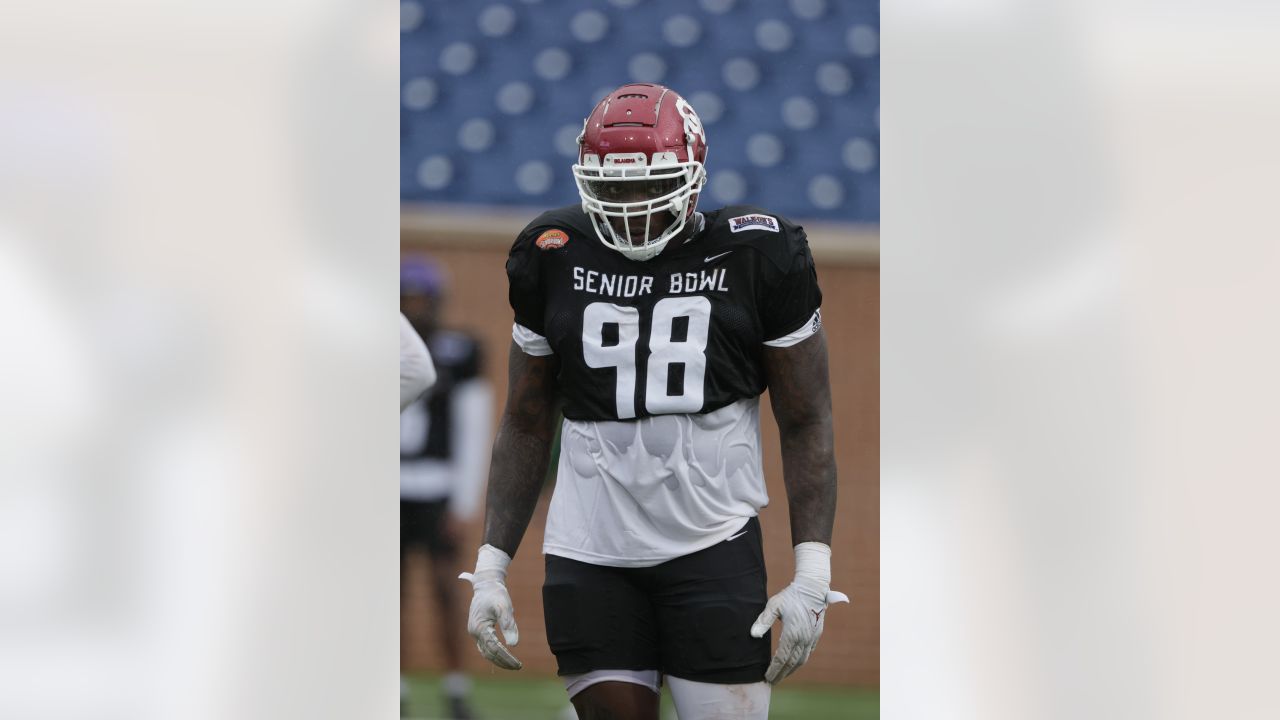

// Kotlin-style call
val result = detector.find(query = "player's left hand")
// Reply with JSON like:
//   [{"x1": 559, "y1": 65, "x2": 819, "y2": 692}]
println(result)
[
  {"x1": 749, "y1": 542, "x2": 849, "y2": 684},
  {"x1": 459, "y1": 544, "x2": 523, "y2": 670}
]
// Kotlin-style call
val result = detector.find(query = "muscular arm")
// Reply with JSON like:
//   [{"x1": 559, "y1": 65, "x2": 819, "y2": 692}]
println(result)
[
  {"x1": 762, "y1": 328, "x2": 837, "y2": 546},
  {"x1": 482, "y1": 341, "x2": 560, "y2": 556}
]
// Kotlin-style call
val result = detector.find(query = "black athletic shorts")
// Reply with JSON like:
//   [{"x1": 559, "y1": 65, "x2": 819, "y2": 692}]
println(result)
[
  {"x1": 400, "y1": 499, "x2": 457, "y2": 556},
  {"x1": 542, "y1": 516, "x2": 770, "y2": 684}
]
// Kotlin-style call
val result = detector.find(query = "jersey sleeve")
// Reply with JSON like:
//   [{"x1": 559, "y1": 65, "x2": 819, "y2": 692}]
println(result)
[
  {"x1": 399, "y1": 313, "x2": 436, "y2": 411},
  {"x1": 760, "y1": 229, "x2": 823, "y2": 345},
  {"x1": 506, "y1": 226, "x2": 546, "y2": 335}
]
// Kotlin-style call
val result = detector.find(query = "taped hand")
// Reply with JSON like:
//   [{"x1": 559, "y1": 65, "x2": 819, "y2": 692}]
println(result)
[
  {"x1": 749, "y1": 542, "x2": 849, "y2": 684},
  {"x1": 459, "y1": 544, "x2": 522, "y2": 670}
]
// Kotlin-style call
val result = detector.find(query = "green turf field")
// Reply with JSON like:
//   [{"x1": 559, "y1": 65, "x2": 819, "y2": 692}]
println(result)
[{"x1": 403, "y1": 672, "x2": 879, "y2": 720}]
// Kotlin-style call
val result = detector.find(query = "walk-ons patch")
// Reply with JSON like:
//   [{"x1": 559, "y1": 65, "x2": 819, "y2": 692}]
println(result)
[
  {"x1": 536, "y1": 228, "x2": 570, "y2": 250},
  {"x1": 728, "y1": 214, "x2": 779, "y2": 233}
]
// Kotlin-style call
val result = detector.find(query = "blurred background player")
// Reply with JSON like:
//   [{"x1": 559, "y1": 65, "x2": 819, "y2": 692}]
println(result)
[{"x1": 400, "y1": 258, "x2": 493, "y2": 719}]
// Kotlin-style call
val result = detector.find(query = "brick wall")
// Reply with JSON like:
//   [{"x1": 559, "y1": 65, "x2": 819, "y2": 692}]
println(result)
[{"x1": 401, "y1": 239, "x2": 878, "y2": 688}]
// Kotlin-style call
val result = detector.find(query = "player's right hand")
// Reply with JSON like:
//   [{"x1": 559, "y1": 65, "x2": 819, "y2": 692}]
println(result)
[
  {"x1": 749, "y1": 542, "x2": 848, "y2": 684},
  {"x1": 459, "y1": 544, "x2": 523, "y2": 670}
]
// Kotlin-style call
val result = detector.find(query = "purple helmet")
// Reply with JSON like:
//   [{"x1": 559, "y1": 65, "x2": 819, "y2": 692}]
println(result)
[{"x1": 400, "y1": 257, "x2": 445, "y2": 297}]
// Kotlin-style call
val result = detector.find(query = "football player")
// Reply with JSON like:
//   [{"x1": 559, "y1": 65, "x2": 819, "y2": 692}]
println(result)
[
  {"x1": 460, "y1": 83, "x2": 846, "y2": 720},
  {"x1": 401, "y1": 259, "x2": 491, "y2": 719}
]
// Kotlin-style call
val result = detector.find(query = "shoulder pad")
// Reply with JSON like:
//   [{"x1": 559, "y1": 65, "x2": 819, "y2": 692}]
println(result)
[
  {"x1": 706, "y1": 205, "x2": 808, "y2": 270},
  {"x1": 513, "y1": 205, "x2": 595, "y2": 250}
]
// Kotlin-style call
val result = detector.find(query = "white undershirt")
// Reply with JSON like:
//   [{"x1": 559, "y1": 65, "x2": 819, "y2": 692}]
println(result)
[{"x1": 543, "y1": 397, "x2": 768, "y2": 567}]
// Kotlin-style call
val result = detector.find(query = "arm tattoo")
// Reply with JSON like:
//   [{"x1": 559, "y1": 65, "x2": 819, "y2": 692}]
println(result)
[
  {"x1": 482, "y1": 341, "x2": 560, "y2": 557},
  {"x1": 763, "y1": 328, "x2": 838, "y2": 546}
]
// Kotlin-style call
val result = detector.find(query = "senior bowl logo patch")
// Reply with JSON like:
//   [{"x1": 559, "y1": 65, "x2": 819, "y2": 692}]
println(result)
[
  {"x1": 535, "y1": 228, "x2": 569, "y2": 250},
  {"x1": 728, "y1": 214, "x2": 780, "y2": 233}
]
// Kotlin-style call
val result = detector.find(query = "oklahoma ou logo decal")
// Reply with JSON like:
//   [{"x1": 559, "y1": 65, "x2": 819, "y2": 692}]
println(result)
[
  {"x1": 536, "y1": 228, "x2": 569, "y2": 250},
  {"x1": 674, "y1": 96, "x2": 705, "y2": 149}
]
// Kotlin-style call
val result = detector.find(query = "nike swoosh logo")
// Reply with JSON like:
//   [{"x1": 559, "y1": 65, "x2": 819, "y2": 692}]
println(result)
[
  {"x1": 705, "y1": 251, "x2": 733, "y2": 263},
  {"x1": 726, "y1": 530, "x2": 749, "y2": 542}
]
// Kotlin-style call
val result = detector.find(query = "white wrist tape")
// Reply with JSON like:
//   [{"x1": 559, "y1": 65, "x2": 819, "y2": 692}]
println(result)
[
  {"x1": 472, "y1": 544, "x2": 512, "y2": 583},
  {"x1": 793, "y1": 542, "x2": 832, "y2": 586}
]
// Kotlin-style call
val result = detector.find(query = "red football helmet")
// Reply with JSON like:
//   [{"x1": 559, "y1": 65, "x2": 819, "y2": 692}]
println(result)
[{"x1": 573, "y1": 83, "x2": 709, "y2": 261}]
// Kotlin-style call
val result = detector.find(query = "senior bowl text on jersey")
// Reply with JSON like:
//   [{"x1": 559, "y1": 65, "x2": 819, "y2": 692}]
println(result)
[{"x1": 508, "y1": 205, "x2": 821, "y2": 423}]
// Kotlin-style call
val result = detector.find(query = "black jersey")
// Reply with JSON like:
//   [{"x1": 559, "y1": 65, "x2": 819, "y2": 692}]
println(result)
[
  {"x1": 400, "y1": 329, "x2": 483, "y2": 461},
  {"x1": 507, "y1": 204, "x2": 821, "y2": 422}
]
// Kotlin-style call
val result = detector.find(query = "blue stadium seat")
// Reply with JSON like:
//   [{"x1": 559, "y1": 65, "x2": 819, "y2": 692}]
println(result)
[{"x1": 402, "y1": 0, "x2": 879, "y2": 222}]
